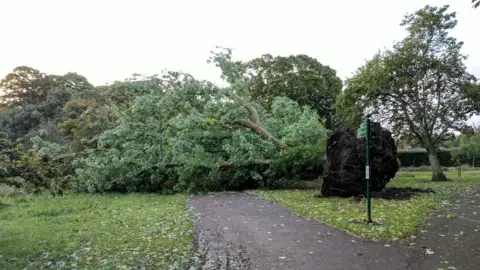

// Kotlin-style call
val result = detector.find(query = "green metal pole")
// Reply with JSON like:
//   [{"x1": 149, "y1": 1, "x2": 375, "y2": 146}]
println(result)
[{"x1": 366, "y1": 117, "x2": 372, "y2": 223}]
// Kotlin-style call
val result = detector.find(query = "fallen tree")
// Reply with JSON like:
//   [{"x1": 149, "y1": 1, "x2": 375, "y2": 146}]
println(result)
[
  {"x1": 73, "y1": 49, "x2": 328, "y2": 193},
  {"x1": 320, "y1": 128, "x2": 399, "y2": 197}
]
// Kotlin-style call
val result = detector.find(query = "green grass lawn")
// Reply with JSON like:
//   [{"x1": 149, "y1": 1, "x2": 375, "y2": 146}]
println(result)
[
  {"x1": 250, "y1": 171, "x2": 480, "y2": 241},
  {"x1": 0, "y1": 191, "x2": 194, "y2": 269}
]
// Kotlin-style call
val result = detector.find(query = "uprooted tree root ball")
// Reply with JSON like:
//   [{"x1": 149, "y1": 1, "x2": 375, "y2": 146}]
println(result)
[{"x1": 320, "y1": 128, "x2": 399, "y2": 197}]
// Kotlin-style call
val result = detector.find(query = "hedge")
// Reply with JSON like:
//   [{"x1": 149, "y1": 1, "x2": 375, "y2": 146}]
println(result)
[{"x1": 396, "y1": 148, "x2": 471, "y2": 167}]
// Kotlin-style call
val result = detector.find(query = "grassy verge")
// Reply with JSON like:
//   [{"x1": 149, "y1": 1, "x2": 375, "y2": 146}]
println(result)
[
  {"x1": 250, "y1": 171, "x2": 480, "y2": 241},
  {"x1": 0, "y1": 191, "x2": 194, "y2": 269}
]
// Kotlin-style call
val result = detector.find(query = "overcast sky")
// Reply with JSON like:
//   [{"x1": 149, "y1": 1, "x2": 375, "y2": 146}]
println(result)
[{"x1": 1, "y1": 0, "x2": 479, "y2": 119}]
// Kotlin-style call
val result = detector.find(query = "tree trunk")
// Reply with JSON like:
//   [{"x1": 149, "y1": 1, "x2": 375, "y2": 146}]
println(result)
[
  {"x1": 230, "y1": 119, "x2": 293, "y2": 150},
  {"x1": 426, "y1": 145, "x2": 448, "y2": 181}
]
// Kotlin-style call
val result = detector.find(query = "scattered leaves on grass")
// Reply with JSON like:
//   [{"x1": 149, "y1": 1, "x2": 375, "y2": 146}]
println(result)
[
  {"x1": 249, "y1": 171, "x2": 480, "y2": 240},
  {"x1": 0, "y1": 193, "x2": 194, "y2": 269}
]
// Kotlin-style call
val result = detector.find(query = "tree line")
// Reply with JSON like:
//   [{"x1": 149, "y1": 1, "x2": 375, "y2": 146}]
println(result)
[{"x1": 1, "y1": 4, "x2": 479, "y2": 194}]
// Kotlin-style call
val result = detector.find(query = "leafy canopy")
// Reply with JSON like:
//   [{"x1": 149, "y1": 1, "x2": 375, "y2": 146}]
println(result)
[
  {"x1": 74, "y1": 48, "x2": 327, "y2": 193},
  {"x1": 339, "y1": 5, "x2": 478, "y2": 144},
  {"x1": 236, "y1": 54, "x2": 342, "y2": 128},
  {"x1": 336, "y1": 5, "x2": 480, "y2": 181}
]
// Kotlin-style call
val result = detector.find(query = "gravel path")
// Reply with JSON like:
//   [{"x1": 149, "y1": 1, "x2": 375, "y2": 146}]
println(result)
[{"x1": 187, "y1": 193, "x2": 416, "y2": 270}]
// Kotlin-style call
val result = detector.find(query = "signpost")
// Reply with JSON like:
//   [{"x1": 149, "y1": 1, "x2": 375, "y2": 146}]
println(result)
[{"x1": 357, "y1": 115, "x2": 380, "y2": 223}]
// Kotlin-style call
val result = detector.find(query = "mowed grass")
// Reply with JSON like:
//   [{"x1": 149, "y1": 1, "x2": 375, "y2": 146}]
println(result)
[
  {"x1": 0, "y1": 191, "x2": 194, "y2": 269},
  {"x1": 251, "y1": 171, "x2": 480, "y2": 241}
]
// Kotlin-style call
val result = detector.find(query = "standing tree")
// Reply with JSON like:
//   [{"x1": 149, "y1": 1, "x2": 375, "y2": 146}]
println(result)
[
  {"x1": 458, "y1": 134, "x2": 480, "y2": 167},
  {"x1": 236, "y1": 54, "x2": 342, "y2": 129},
  {"x1": 452, "y1": 133, "x2": 478, "y2": 179},
  {"x1": 0, "y1": 66, "x2": 54, "y2": 106},
  {"x1": 336, "y1": 5, "x2": 480, "y2": 181},
  {"x1": 0, "y1": 66, "x2": 93, "y2": 107}
]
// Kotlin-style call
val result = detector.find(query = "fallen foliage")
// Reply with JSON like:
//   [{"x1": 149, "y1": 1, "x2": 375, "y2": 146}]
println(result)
[
  {"x1": 252, "y1": 171, "x2": 480, "y2": 240},
  {"x1": 0, "y1": 192, "x2": 194, "y2": 269}
]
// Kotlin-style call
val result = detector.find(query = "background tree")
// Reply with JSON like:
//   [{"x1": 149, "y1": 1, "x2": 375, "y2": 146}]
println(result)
[
  {"x1": 0, "y1": 132, "x2": 11, "y2": 180},
  {"x1": 333, "y1": 90, "x2": 364, "y2": 129},
  {"x1": 0, "y1": 67, "x2": 96, "y2": 193},
  {"x1": 0, "y1": 68, "x2": 95, "y2": 142},
  {"x1": 0, "y1": 66, "x2": 53, "y2": 106},
  {"x1": 473, "y1": 0, "x2": 480, "y2": 8},
  {"x1": 460, "y1": 123, "x2": 480, "y2": 135},
  {"x1": 456, "y1": 133, "x2": 480, "y2": 167},
  {"x1": 336, "y1": 5, "x2": 480, "y2": 181},
  {"x1": 236, "y1": 54, "x2": 343, "y2": 129}
]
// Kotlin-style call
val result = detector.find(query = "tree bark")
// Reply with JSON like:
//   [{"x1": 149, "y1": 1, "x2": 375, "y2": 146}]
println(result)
[
  {"x1": 222, "y1": 92, "x2": 292, "y2": 150},
  {"x1": 230, "y1": 119, "x2": 293, "y2": 150},
  {"x1": 226, "y1": 93, "x2": 261, "y2": 125},
  {"x1": 426, "y1": 144, "x2": 448, "y2": 181}
]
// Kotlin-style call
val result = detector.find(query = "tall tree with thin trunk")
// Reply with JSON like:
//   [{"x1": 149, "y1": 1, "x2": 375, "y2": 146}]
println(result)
[{"x1": 336, "y1": 5, "x2": 480, "y2": 181}]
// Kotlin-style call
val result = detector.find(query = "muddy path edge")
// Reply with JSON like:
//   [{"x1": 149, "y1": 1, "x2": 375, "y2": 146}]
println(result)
[{"x1": 184, "y1": 192, "x2": 425, "y2": 270}]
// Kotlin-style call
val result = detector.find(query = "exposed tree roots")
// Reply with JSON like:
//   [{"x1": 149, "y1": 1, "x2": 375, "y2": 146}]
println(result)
[{"x1": 320, "y1": 128, "x2": 399, "y2": 197}]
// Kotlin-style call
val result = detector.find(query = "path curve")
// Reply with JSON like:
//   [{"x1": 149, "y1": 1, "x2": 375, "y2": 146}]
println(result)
[
  {"x1": 408, "y1": 187, "x2": 480, "y2": 270},
  {"x1": 187, "y1": 193, "x2": 418, "y2": 270}
]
